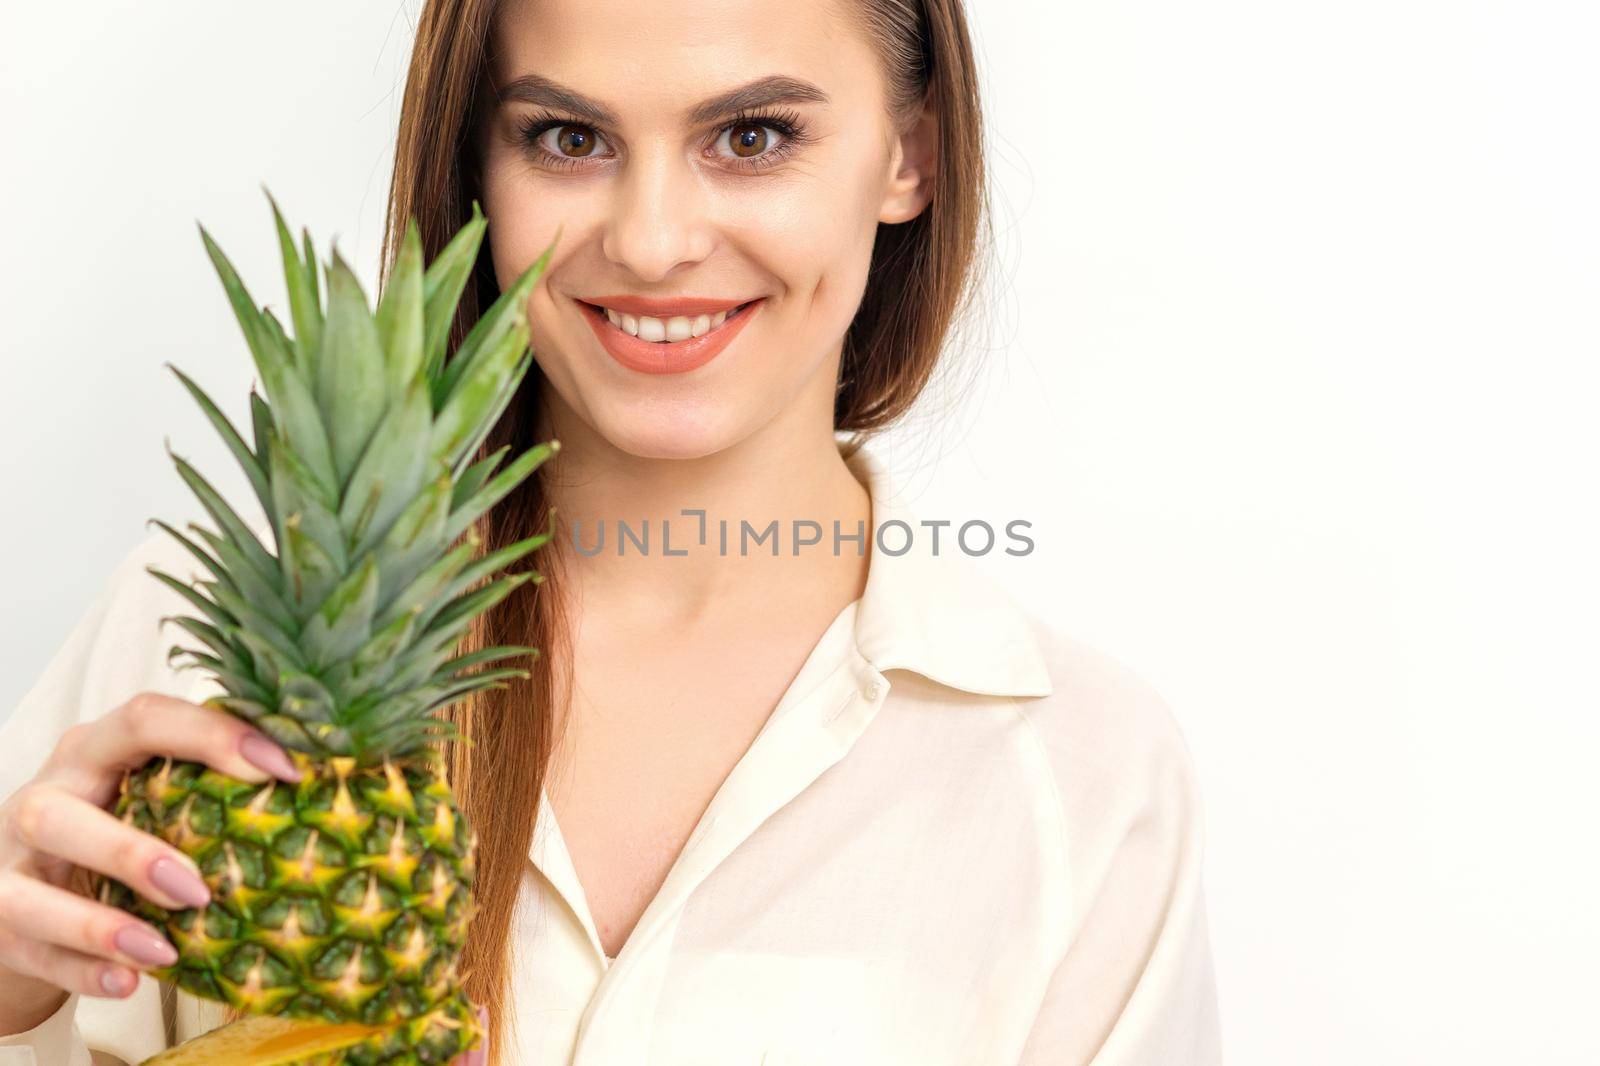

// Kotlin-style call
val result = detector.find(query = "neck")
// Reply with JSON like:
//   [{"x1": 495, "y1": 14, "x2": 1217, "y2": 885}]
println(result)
[{"x1": 534, "y1": 392, "x2": 873, "y2": 627}]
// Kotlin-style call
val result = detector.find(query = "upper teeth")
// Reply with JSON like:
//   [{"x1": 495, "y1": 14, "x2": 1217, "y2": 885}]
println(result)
[{"x1": 603, "y1": 306, "x2": 732, "y2": 341}]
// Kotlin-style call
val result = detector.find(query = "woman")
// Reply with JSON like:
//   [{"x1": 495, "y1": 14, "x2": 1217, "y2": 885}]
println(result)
[{"x1": 0, "y1": 0, "x2": 1221, "y2": 1062}]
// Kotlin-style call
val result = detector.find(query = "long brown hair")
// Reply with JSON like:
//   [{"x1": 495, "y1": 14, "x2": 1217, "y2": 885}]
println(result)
[{"x1": 380, "y1": 0, "x2": 991, "y2": 1054}]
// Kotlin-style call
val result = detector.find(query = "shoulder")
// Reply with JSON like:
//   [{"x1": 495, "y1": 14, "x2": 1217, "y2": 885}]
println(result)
[
  {"x1": 0, "y1": 527, "x2": 207, "y2": 791},
  {"x1": 1008, "y1": 616, "x2": 1206, "y2": 915},
  {"x1": 78, "y1": 526, "x2": 209, "y2": 698},
  {"x1": 1014, "y1": 616, "x2": 1198, "y2": 799}
]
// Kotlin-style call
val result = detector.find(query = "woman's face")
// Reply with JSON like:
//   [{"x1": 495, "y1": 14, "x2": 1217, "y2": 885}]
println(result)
[{"x1": 477, "y1": 0, "x2": 935, "y2": 461}]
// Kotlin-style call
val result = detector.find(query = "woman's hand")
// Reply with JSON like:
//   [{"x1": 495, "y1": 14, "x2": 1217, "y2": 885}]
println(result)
[{"x1": 0, "y1": 691, "x2": 302, "y2": 1037}]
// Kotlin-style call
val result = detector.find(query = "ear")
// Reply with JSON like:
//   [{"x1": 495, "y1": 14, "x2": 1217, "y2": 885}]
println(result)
[{"x1": 878, "y1": 98, "x2": 939, "y2": 225}]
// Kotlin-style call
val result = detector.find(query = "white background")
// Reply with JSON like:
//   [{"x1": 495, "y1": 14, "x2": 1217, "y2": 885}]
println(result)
[{"x1": 3, "y1": 2, "x2": 1597, "y2": 1062}]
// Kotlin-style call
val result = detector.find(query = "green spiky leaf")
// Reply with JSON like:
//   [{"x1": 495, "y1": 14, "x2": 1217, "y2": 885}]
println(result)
[
  {"x1": 316, "y1": 251, "x2": 388, "y2": 486},
  {"x1": 377, "y1": 219, "x2": 426, "y2": 396},
  {"x1": 267, "y1": 188, "x2": 322, "y2": 376},
  {"x1": 432, "y1": 232, "x2": 556, "y2": 409},
  {"x1": 420, "y1": 203, "x2": 486, "y2": 381},
  {"x1": 156, "y1": 198, "x2": 563, "y2": 760},
  {"x1": 166, "y1": 365, "x2": 271, "y2": 521}
]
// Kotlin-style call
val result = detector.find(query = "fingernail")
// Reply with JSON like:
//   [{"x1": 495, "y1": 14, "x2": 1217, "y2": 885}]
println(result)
[
  {"x1": 100, "y1": 965, "x2": 137, "y2": 997},
  {"x1": 239, "y1": 732, "x2": 302, "y2": 781},
  {"x1": 149, "y1": 855, "x2": 211, "y2": 908},
  {"x1": 114, "y1": 924, "x2": 178, "y2": 967}
]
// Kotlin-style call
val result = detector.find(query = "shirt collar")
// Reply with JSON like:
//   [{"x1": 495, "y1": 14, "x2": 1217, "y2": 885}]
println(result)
[{"x1": 842, "y1": 439, "x2": 1054, "y2": 699}]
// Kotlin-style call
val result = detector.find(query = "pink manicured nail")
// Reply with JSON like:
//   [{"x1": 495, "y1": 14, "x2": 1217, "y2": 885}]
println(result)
[
  {"x1": 114, "y1": 924, "x2": 178, "y2": 967},
  {"x1": 149, "y1": 856, "x2": 210, "y2": 908},
  {"x1": 100, "y1": 965, "x2": 137, "y2": 997},
  {"x1": 239, "y1": 732, "x2": 302, "y2": 781}
]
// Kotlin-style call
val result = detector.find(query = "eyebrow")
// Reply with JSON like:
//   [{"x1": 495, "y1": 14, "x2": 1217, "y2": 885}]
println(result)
[{"x1": 494, "y1": 73, "x2": 830, "y2": 126}]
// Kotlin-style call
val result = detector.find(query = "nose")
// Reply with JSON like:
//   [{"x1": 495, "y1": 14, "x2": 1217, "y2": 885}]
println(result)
[{"x1": 600, "y1": 147, "x2": 715, "y2": 283}]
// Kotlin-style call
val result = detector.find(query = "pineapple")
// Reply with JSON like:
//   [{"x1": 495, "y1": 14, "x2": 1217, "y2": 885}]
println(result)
[{"x1": 95, "y1": 190, "x2": 561, "y2": 1064}]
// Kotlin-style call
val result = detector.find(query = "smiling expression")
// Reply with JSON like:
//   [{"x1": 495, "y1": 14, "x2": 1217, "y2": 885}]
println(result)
[{"x1": 475, "y1": 0, "x2": 931, "y2": 460}]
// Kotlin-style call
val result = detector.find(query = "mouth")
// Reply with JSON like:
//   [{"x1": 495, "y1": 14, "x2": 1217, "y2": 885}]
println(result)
[
  {"x1": 575, "y1": 296, "x2": 765, "y2": 376},
  {"x1": 577, "y1": 298, "x2": 760, "y2": 342}
]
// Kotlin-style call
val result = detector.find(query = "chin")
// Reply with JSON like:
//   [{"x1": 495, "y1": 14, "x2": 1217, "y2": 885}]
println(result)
[{"x1": 588, "y1": 398, "x2": 749, "y2": 462}]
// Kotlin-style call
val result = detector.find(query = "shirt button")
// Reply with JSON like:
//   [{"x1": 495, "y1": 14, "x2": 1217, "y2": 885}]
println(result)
[{"x1": 863, "y1": 679, "x2": 884, "y2": 701}]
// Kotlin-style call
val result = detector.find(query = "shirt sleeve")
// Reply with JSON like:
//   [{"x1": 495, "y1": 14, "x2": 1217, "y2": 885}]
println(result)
[
  {"x1": 1014, "y1": 632, "x2": 1223, "y2": 1066},
  {"x1": 0, "y1": 530, "x2": 207, "y2": 1063},
  {"x1": 1, "y1": 528, "x2": 205, "y2": 793},
  {"x1": 0, "y1": 555, "x2": 116, "y2": 798}
]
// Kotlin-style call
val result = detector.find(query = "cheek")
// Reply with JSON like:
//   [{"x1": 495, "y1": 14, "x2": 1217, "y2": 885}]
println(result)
[
  {"x1": 774, "y1": 210, "x2": 878, "y2": 355},
  {"x1": 477, "y1": 151, "x2": 587, "y2": 372},
  {"x1": 480, "y1": 143, "x2": 571, "y2": 278},
  {"x1": 726, "y1": 175, "x2": 882, "y2": 333}
]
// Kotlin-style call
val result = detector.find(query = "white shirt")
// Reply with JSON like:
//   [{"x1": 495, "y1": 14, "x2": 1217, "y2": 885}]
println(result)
[{"x1": 0, "y1": 440, "x2": 1221, "y2": 1065}]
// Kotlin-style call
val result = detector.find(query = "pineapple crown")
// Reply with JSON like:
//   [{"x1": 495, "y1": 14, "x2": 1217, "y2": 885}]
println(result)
[{"x1": 150, "y1": 187, "x2": 562, "y2": 761}]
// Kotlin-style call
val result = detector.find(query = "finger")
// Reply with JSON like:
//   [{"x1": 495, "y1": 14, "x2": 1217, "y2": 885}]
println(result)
[
  {"x1": 0, "y1": 926, "x2": 139, "y2": 1000},
  {"x1": 8, "y1": 784, "x2": 212, "y2": 910},
  {"x1": 0, "y1": 873, "x2": 178, "y2": 971},
  {"x1": 50, "y1": 692, "x2": 301, "y2": 793}
]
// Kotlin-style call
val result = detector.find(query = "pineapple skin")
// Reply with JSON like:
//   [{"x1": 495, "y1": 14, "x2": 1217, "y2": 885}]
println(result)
[
  {"x1": 101, "y1": 752, "x2": 478, "y2": 1057},
  {"x1": 138, "y1": 989, "x2": 481, "y2": 1065},
  {"x1": 338, "y1": 988, "x2": 482, "y2": 1065}
]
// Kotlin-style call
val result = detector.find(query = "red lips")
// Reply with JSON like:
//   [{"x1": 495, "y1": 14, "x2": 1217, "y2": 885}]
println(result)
[{"x1": 578, "y1": 297, "x2": 764, "y2": 375}]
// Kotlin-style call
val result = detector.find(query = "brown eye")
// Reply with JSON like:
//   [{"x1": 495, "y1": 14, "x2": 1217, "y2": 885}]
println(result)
[
  {"x1": 728, "y1": 123, "x2": 769, "y2": 159},
  {"x1": 554, "y1": 124, "x2": 599, "y2": 158}
]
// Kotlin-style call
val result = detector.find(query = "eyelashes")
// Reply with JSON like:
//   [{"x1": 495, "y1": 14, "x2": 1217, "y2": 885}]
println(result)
[{"x1": 513, "y1": 107, "x2": 813, "y2": 174}]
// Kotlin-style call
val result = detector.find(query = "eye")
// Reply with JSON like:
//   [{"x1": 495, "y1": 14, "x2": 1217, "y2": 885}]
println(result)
[
  {"x1": 526, "y1": 121, "x2": 613, "y2": 168},
  {"x1": 512, "y1": 114, "x2": 616, "y2": 171},
  {"x1": 715, "y1": 122, "x2": 784, "y2": 162},
  {"x1": 708, "y1": 109, "x2": 809, "y2": 171},
  {"x1": 515, "y1": 108, "x2": 812, "y2": 173}
]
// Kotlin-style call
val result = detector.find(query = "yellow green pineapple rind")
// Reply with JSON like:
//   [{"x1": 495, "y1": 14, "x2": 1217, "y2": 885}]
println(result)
[
  {"x1": 137, "y1": 986, "x2": 481, "y2": 1065},
  {"x1": 102, "y1": 753, "x2": 475, "y2": 1028},
  {"x1": 94, "y1": 190, "x2": 562, "y2": 1045}
]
